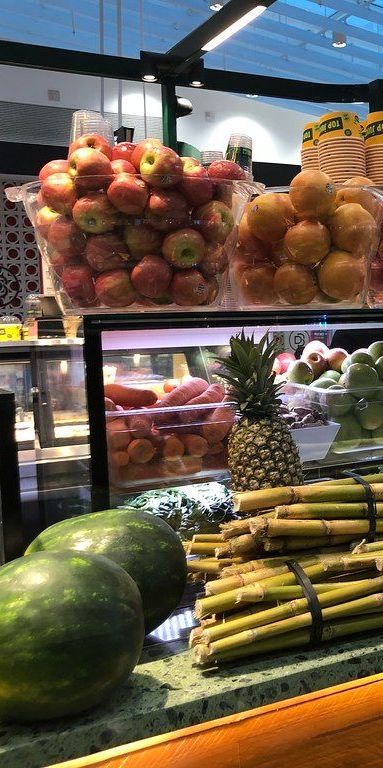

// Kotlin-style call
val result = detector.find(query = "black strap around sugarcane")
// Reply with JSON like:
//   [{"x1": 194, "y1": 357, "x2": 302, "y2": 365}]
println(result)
[
  {"x1": 285, "y1": 559, "x2": 323, "y2": 645},
  {"x1": 342, "y1": 469, "x2": 377, "y2": 542}
]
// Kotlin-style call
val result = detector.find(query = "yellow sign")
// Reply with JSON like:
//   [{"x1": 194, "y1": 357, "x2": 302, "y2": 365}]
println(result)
[
  {"x1": 319, "y1": 111, "x2": 363, "y2": 142},
  {"x1": 365, "y1": 112, "x2": 383, "y2": 146},
  {"x1": 302, "y1": 121, "x2": 319, "y2": 148},
  {"x1": 0, "y1": 323, "x2": 22, "y2": 341}
]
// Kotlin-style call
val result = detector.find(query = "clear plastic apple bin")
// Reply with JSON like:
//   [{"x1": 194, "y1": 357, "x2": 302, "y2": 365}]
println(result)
[
  {"x1": 230, "y1": 181, "x2": 383, "y2": 310},
  {"x1": 106, "y1": 400, "x2": 235, "y2": 491},
  {"x1": 283, "y1": 380, "x2": 383, "y2": 460},
  {"x1": 6, "y1": 175, "x2": 258, "y2": 314}
]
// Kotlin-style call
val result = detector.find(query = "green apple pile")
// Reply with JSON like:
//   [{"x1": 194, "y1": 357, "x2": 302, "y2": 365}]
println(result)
[
  {"x1": 34, "y1": 135, "x2": 247, "y2": 309},
  {"x1": 286, "y1": 339, "x2": 383, "y2": 453}
]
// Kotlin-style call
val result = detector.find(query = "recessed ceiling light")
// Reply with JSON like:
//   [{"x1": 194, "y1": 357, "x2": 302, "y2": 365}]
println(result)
[
  {"x1": 210, "y1": 3, "x2": 223, "y2": 10},
  {"x1": 142, "y1": 74, "x2": 157, "y2": 82},
  {"x1": 191, "y1": 80, "x2": 204, "y2": 87},
  {"x1": 332, "y1": 31, "x2": 347, "y2": 48}
]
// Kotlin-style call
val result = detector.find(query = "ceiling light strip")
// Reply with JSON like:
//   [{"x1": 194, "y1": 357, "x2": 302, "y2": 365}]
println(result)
[{"x1": 202, "y1": 5, "x2": 267, "y2": 51}]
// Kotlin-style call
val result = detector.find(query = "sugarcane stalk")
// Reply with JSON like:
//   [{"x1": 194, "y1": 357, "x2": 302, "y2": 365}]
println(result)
[
  {"x1": 205, "y1": 559, "x2": 322, "y2": 596},
  {"x1": 319, "y1": 473, "x2": 383, "y2": 487},
  {"x1": 263, "y1": 535, "x2": 354, "y2": 552},
  {"x1": 250, "y1": 517, "x2": 383, "y2": 540},
  {"x1": 186, "y1": 541, "x2": 228, "y2": 555},
  {"x1": 274, "y1": 502, "x2": 383, "y2": 520},
  {"x1": 233, "y1": 483, "x2": 383, "y2": 514},
  {"x1": 216, "y1": 534, "x2": 263, "y2": 558},
  {"x1": 351, "y1": 538, "x2": 383, "y2": 554},
  {"x1": 192, "y1": 534, "x2": 224, "y2": 543},
  {"x1": 187, "y1": 559, "x2": 225, "y2": 575},
  {"x1": 207, "y1": 592, "x2": 383, "y2": 656}
]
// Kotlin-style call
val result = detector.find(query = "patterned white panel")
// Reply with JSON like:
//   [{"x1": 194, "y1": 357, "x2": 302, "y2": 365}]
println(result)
[{"x1": 0, "y1": 175, "x2": 42, "y2": 320}]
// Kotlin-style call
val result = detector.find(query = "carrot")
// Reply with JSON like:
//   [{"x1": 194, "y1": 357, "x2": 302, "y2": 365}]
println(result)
[
  {"x1": 156, "y1": 378, "x2": 209, "y2": 424},
  {"x1": 104, "y1": 397, "x2": 117, "y2": 411},
  {"x1": 106, "y1": 417, "x2": 131, "y2": 450},
  {"x1": 207, "y1": 441, "x2": 224, "y2": 455},
  {"x1": 127, "y1": 412, "x2": 153, "y2": 439},
  {"x1": 127, "y1": 438, "x2": 156, "y2": 464},
  {"x1": 201, "y1": 402, "x2": 235, "y2": 444},
  {"x1": 162, "y1": 435, "x2": 185, "y2": 460},
  {"x1": 181, "y1": 434, "x2": 209, "y2": 457},
  {"x1": 104, "y1": 383, "x2": 157, "y2": 408},
  {"x1": 109, "y1": 450, "x2": 130, "y2": 468},
  {"x1": 182, "y1": 383, "x2": 225, "y2": 424}
]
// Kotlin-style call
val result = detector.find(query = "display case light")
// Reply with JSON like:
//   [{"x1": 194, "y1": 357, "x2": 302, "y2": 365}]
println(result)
[{"x1": 202, "y1": 5, "x2": 267, "y2": 51}]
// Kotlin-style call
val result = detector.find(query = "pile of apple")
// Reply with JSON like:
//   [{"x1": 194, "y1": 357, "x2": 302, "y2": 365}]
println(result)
[
  {"x1": 35, "y1": 134, "x2": 247, "y2": 310},
  {"x1": 284, "y1": 339, "x2": 383, "y2": 453},
  {"x1": 104, "y1": 377, "x2": 235, "y2": 486},
  {"x1": 232, "y1": 169, "x2": 381, "y2": 307}
]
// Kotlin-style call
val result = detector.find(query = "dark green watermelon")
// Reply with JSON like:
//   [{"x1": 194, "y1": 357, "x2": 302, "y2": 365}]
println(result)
[
  {"x1": 0, "y1": 550, "x2": 144, "y2": 722},
  {"x1": 26, "y1": 509, "x2": 187, "y2": 633}
]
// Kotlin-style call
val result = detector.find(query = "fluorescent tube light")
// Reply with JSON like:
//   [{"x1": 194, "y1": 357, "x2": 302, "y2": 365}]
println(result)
[{"x1": 202, "y1": 5, "x2": 267, "y2": 51}]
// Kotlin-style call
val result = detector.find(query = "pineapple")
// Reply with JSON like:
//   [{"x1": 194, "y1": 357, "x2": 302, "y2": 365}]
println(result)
[{"x1": 216, "y1": 331, "x2": 303, "y2": 492}]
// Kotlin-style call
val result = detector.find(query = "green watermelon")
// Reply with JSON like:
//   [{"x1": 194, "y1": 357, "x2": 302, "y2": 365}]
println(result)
[
  {"x1": 0, "y1": 550, "x2": 144, "y2": 722},
  {"x1": 26, "y1": 509, "x2": 187, "y2": 634}
]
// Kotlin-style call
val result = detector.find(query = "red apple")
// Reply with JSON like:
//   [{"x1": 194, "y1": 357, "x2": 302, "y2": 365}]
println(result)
[
  {"x1": 301, "y1": 340, "x2": 329, "y2": 360},
  {"x1": 238, "y1": 264, "x2": 276, "y2": 305},
  {"x1": 194, "y1": 200, "x2": 234, "y2": 244},
  {"x1": 94, "y1": 269, "x2": 136, "y2": 307},
  {"x1": 145, "y1": 189, "x2": 189, "y2": 232},
  {"x1": 204, "y1": 276, "x2": 219, "y2": 305},
  {"x1": 61, "y1": 264, "x2": 97, "y2": 307},
  {"x1": 123, "y1": 221, "x2": 162, "y2": 258},
  {"x1": 107, "y1": 173, "x2": 149, "y2": 215},
  {"x1": 131, "y1": 255, "x2": 172, "y2": 298},
  {"x1": 131, "y1": 138, "x2": 162, "y2": 171},
  {"x1": 39, "y1": 159, "x2": 69, "y2": 181},
  {"x1": 112, "y1": 142, "x2": 136, "y2": 163},
  {"x1": 179, "y1": 164, "x2": 213, "y2": 207},
  {"x1": 111, "y1": 159, "x2": 136, "y2": 175},
  {"x1": 140, "y1": 146, "x2": 183, "y2": 188},
  {"x1": 277, "y1": 352, "x2": 296, "y2": 374},
  {"x1": 303, "y1": 351, "x2": 327, "y2": 378},
  {"x1": 208, "y1": 160, "x2": 246, "y2": 181},
  {"x1": 85, "y1": 233, "x2": 129, "y2": 272},
  {"x1": 272, "y1": 358, "x2": 282, "y2": 375},
  {"x1": 181, "y1": 157, "x2": 201, "y2": 169},
  {"x1": 47, "y1": 215, "x2": 86, "y2": 255},
  {"x1": 200, "y1": 243, "x2": 227, "y2": 278},
  {"x1": 41, "y1": 173, "x2": 77, "y2": 215},
  {"x1": 68, "y1": 147, "x2": 113, "y2": 192},
  {"x1": 47, "y1": 247, "x2": 80, "y2": 271},
  {"x1": 35, "y1": 206, "x2": 60, "y2": 239},
  {"x1": 326, "y1": 348, "x2": 348, "y2": 373},
  {"x1": 162, "y1": 228, "x2": 205, "y2": 269},
  {"x1": 68, "y1": 133, "x2": 112, "y2": 159},
  {"x1": 171, "y1": 269, "x2": 209, "y2": 306},
  {"x1": 72, "y1": 191, "x2": 118, "y2": 234}
]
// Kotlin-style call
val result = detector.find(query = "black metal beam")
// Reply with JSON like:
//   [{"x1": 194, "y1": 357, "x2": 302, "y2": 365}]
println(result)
[
  {"x1": 369, "y1": 79, "x2": 383, "y2": 112},
  {"x1": 82, "y1": 318, "x2": 110, "y2": 512},
  {"x1": 167, "y1": 0, "x2": 277, "y2": 70}
]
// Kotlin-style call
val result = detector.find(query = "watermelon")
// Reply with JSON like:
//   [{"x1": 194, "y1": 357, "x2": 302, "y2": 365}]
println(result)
[
  {"x1": 26, "y1": 509, "x2": 187, "y2": 634},
  {"x1": 0, "y1": 550, "x2": 144, "y2": 722}
]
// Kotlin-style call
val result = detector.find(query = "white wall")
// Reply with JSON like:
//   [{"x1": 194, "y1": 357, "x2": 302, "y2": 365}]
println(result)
[{"x1": 0, "y1": 65, "x2": 317, "y2": 164}]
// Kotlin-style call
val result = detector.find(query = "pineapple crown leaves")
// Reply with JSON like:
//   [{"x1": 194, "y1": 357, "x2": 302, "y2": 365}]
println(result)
[{"x1": 215, "y1": 330, "x2": 283, "y2": 419}]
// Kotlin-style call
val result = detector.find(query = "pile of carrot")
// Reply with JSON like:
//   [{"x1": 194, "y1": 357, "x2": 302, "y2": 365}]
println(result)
[{"x1": 104, "y1": 378, "x2": 234, "y2": 486}]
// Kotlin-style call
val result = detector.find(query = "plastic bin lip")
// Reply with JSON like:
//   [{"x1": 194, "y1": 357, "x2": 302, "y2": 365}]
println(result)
[
  {"x1": 283, "y1": 381, "x2": 383, "y2": 395},
  {"x1": 106, "y1": 400, "x2": 236, "y2": 417}
]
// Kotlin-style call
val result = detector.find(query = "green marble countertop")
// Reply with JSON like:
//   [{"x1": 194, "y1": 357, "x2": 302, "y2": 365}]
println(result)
[{"x1": 1, "y1": 632, "x2": 383, "y2": 768}]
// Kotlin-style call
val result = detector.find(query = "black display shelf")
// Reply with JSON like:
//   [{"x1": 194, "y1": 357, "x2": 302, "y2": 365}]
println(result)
[{"x1": 0, "y1": 391, "x2": 23, "y2": 561}]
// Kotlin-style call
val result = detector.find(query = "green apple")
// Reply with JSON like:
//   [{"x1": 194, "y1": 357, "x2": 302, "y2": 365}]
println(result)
[
  {"x1": 343, "y1": 363, "x2": 379, "y2": 396},
  {"x1": 370, "y1": 424, "x2": 383, "y2": 445},
  {"x1": 354, "y1": 399, "x2": 383, "y2": 430},
  {"x1": 286, "y1": 360, "x2": 313, "y2": 385},
  {"x1": 331, "y1": 414, "x2": 362, "y2": 453},
  {"x1": 309, "y1": 377, "x2": 335, "y2": 390},
  {"x1": 326, "y1": 385, "x2": 354, "y2": 417},
  {"x1": 368, "y1": 341, "x2": 383, "y2": 362},
  {"x1": 341, "y1": 349, "x2": 375, "y2": 373},
  {"x1": 375, "y1": 355, "x2": 383, "y2": 381},
  {"x1": 322, "y1": 370, "x2": 341, "y2": 382}
]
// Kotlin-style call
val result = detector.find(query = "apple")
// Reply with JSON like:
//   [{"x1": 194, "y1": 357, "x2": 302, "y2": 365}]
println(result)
[
  {"x1": 35, "y1": 206, "x2": 60, "y2": 238},
  {"x1": 303, "y1": 351, "x2": 327, "y2": 379},
  {"x1": 286, "y1": 360, "x2": 314, "y2": 385},
  {"x1": 208, "y1": 159, "x2": 246, "y2": 180},
  {"x1": 41, "y1": 173, "x2": 77, "y2": 215},
  {"x1": 94, "y1": 269, "x2": 136, "y2": 307},
  {"x1": 68, "y1": 133, "x2": 112, "y2": 159},
  {"x1": 301, "y1": 340, "x2": 329, "y2": 360},
  {"x1": 68, "y1": 147, "x2": 113, "y2": 193},
  {"x1": 140, "y1": 146, "x2": 183, "y2": 188},
  {"x1": 85, "y1": 233, "x2": 129, "y2": 272},
  {"x1": 272, "y1": 358, "x2": 282, "y2": 376},
  {"x1": 181, "y1": 157, "x2": 201, "y2": 169},
  {"x1": 277, "y1": 352, "x2": 296, "y2": 374},
  {"x1": 112, "y1": 142, "x2": 136, "y2": 163},
  {"x1": 46, "y1": 248, "x2": 75, "y2": 272},
  {"x1": 107, "y1": 173, "x2": 149, "y2": 215},
  {"x1": 72, "y1": 191, "x2": 118, "y2": 234},
  {"x1": 111, "y1": 159, "x2": 136, "y2": 175},
  {"x1": 204, "y1": 276, "x2": 219, "y2": 305},
  {"x1": 47, "y1": 215, "x2": 86, "y2": 257},
  {"x1": 326, "y1": 348, "x2": 348, "y2": 373},
  {"x1": 145, "y1": 189, "x2": 189, "y2": 232},
  {"x1": 131, "y1": 255, "x2": 172, "y2": 298},
  {"x1": 39, "y1": 159, "x2": 69, "y2": 181},
  {"x1": 200, "y1": 243, "x2": 227, "y2": 278},
  {"x1": 171, "y1": 269, "x2": 209, "y2": 306},
  {"x1": 162, "y1": 228, "x2": 205, "y2": 269},
  {"x1": 123, "y1": 220, "x2": 162, "y2": 258},
  {"x1": 194, "y1": 200, "x2": 234, "y2": 244},
  {"x1": 61, "y1": 264, "x2": 97, "y2": 307},
  {"x1": 131, "y1": 138, "x2": 162, "y2": 171},
  {"x1": 238, "y1": 264, "x2": 276, "y2": 305},
  {"x1": 179, "y1": 164, "x2": 213, "y2": 207}
]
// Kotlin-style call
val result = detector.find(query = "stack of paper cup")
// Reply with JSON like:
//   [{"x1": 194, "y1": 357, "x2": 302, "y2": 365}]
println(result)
[
  {"x1": 365, "y1": 112, "x2": 383, "y2": 184},
  {"x1": 301, "y1": 121, "x2": 319, "y2": 170},
  {"x1": 318, "y1": 111, "x2": 366, "y2": 182},
  {"x1": 70, "y1": 110, "x2": 114, "y2": 145}
]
